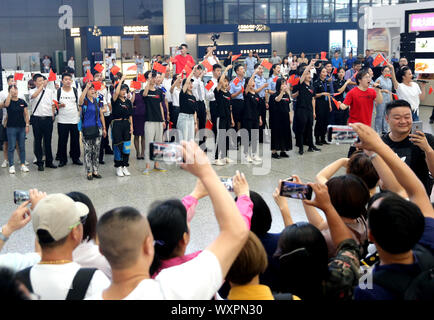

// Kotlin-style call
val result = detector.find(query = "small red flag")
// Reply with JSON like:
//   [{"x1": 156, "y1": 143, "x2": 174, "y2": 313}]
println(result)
[
  {"x1": 384, "y1": 74, "x2": 392, "y2": 78},
  {"x1": 205, "y1": 80, "x2": 214, "y2": 91},
  {"x1": 333, "y1": 68, "x2": 337, "y2": 75},
  {"x1": 332, "y1": 97, "x2": 341, "y2": 110},
  {"x1": 233, "y1": 77, "x2": 240, "y2": 86},
  {"x1": 48, "y1": 69, "x2": 57, "y2": 82},
  {"x1": 320, "y1": 51, "x2": 327, "y2": 60},
  {"x1": 94, "y1": 63, "x2": 104, "y2": 73},
  {"x1": 373, "y1": 54, "x2": 386, "y2": 67},
  {"x1": 261, "y1": 59, "x2": 273, "y2": 70},
  {"x1": 273, "y1": 76, "x2": 278, "y2": 83},
  {"x1": 169, "y1": 121, "x2": 174, "y2": 129},
  {"x1": 205, "y1": 120, "x2": 213, "y2": 130},
  {"x1": 111, "y1": 65, "x2": 121, "y2": 76},
  {"x1": 137, "y1": 74, "x2": 147, "y2": 83},
  {"x1": 86, "y1": 69, "x2": 94, "y2": 82},
  {"x1": 333, "y1": 91, "x2": 343, "y2": 97},
  {"x1": 92, "y1": 81, "x2": 102, "y2": 91},
  {"x1": 392, "y1": 93, "x2": 398, "y2": 100},
  {"x1": 287, "y1": 74, "x2": 300, "y2": 86},
  {"x1": 241, "y1": 86, "x2": 244, "y2": 93},
  {"x1": 201, "y1": 59, "x2": 213, "y2": 72},
  {"x1": 232, "y1": 53, "x2": 242, "y2": 62},
  {"x1": 153, "y1": 62, "x2": 167, "y2": 74},
  {"x1": 53, "y1": 100, "x2": 59, "y2": 109},
  {"x1": 14, "y1": 73, "x2": 24, "y2": 81},
  {"x1": 184, "y1": 64, "x2": 192, "y2": 76},
  {"x1": 292, "y1": 77, "x2": 300, "y2": 85},
  {"x1": 131, "y1": 81, "x2": 142, "y2": 91},
  {"x1": 429, "y1": 86, "x2": 433, "y2": 95},
  {"x1": 128, "y1": 65, "x2": 138, "y2": 71}
]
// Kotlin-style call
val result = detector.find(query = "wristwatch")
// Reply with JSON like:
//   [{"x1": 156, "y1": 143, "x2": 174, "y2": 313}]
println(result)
[
  {"x1": 0, "y1": 226, "x2": 9, "y2": 242},
  {"x1": 369, "y1": 153, "x2": 378, "y2": 160}
]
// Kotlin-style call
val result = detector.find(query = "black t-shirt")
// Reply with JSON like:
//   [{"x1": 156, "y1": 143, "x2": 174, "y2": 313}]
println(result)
[
  {"x1": 243, "y1": 92, "x2": 260, "y2": 120},
  {"x1": 179, "y1": 90, "x2": 197, "y2": 115},
  {"x1": 382, "y1": 133, "x2": 434, "y2": 194},
  {"x1": 333, "y1": 78, "x2": 348, "y2": 103},
  {"x1": 313, "y1": 79, "x2": 330, "y2": 104},
  {"x1": 293, "y1": 82, "x2": 314, "y2": 112},
  {"x1": 144, "y1": 89, "x2": 164, "y2": 122},
  {"x1": 6, "y1": 99, "x2": 27, "y2": 127},
  {"x1": 215, "y1": 88, "x2": 231, "y2": 120},
  {"x1": 111, "y1": 97, "x2": 133, "y2": 120}
]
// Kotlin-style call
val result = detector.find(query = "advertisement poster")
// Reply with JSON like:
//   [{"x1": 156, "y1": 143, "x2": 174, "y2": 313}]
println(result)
[
  {"x1": 367, "y1": 28, "x2": 389, "y2": 56},
  {"x1": 415, "y1": 59, "x2": 434, "y2": 74},
  {"x1": 416, "y1": 38, "x2": 434, "y2": 53},
  {"x1": 409, "y1": 12, "x2": 434, "y2": 32}
]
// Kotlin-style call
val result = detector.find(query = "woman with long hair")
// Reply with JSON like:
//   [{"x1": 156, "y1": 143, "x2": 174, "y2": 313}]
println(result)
[
  {"x1": 313, "y1": 67, "x2": 333, "y2": 146},
  {"x1": 331, "y1": 67, "x2": 351, "y2": 125}
]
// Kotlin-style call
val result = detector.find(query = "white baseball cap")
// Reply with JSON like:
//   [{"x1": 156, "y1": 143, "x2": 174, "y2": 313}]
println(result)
[{"x1": 33, "y1": 194, "x2": 89, "y2": 243}]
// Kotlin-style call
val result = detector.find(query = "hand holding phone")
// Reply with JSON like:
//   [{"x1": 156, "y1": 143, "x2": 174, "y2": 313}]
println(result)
[
  {"x1": 411, "y1": 121, "x2": 423, "y2": 135},
  {"x1": 150, "y1": 142, "x2": 183, "y2": 163},
  {"x1": 220, "y1": 177, "x2": 234, "y2": 192},
  {"x1": 279, "y1": 181, "x2": 313, "y2": 200},
  {"x1": 327, "y1": 125, "x2": 358, "y2": 144}
]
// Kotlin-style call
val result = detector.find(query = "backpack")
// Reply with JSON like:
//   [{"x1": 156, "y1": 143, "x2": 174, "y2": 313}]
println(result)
[
  {"x1": 16, "y1": 267, "x2": 97, "y2": 300},
  {"x1": 57, "y1": 87, "x2": 79, "y2": 107},
  {"x1": 373, "y1": 244, "x2": 434, "y2": 300}
]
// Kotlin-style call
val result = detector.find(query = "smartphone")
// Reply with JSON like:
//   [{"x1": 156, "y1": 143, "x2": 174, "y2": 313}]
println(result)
[
  {"x1": 411, "y1": 121, "x2": 423, "y2": 134},
  {"x1": 416, "y1": 79, "x2": 428, "y2": 84},
  {"x1": 279, "y1": 181, "x2": 313, "y2": 200},
  {"x1": 149, "y1": 142, "x2": 183, "y2": 163},
  {"x1": 14, "y1": 190, "x2": 29, "y2": 205},
  {"x1": 220, "y1": 177, "x2": 234, "y2": 192},
  {"x1": 327, "y1": 125, "x2": 358, "y2": 144}
]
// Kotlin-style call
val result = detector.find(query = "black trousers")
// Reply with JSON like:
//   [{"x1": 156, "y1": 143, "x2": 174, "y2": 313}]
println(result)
[
  {"x1": 32, "y1": 116, "x2": 54, "y2": 166},
  {"x1": 231, "y1": 99, "x2": 244, "y2": 129},
  {"x1": 294, "y1": 110, "x2": 314, "y2": 149},
  {"x1": 314, "y1": 101, "x2": 330, "y2": 141},
  {"x1": 196, "y1": 101, "x2": 207, "y2": 130},
  {"x1": 99, "y1": 114, "x2": 112, "y2": 161},
  {"x1": 57, "y1": 123, "x2": 80, "y2": 163},
  {"x1": 258, "y1": 97, "x2": 267, "y2": 143},
  {"x1": 210, "y1": 101, "x2": 219, "y2": 159}
]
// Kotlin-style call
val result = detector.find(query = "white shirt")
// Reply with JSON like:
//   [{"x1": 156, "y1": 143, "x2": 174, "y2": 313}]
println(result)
[
  {"x1": 97, "y1": 87, "x2": 111, "y2": 116},
  {"x1": 83, "y1": 60, "x2": 91, "y2": 71},
  {"x1": 204, "y1": 55, "x2": 219, "y2": 78},
  {"x1": 57, "y1": 87, "x2": 81, "y2": 124},
  {"x1": 88, "y1": 250, "x2": 222, "y2": 300},
  {"x1": 68, "y1": 60, "x2": 75, "y2": 69},
  {"x1": 397, "y1": 82, "x2": 422, "y2": 114},
  {"x1": 0, "y1": 253, "x2": 41, "y2": 272},
  {"x1": 280, "y1": 64, "x2": 290, "y2": 77},
  {"x1": 162, "y1": 77, "x2": 173, "y2": 103},
  {"x1": 42, "y1": 59, "x2": 51, "y2": 68},
  {"x1": 29, "y1": 88, "x2": 55, "y2": 117},
  {"x1": 73, "y1": 240, "x2": 112, "y2": 280},
  {"x1": 171, "y1": 87, "x2": 181, "y2": 107},
  {"x1": 205, "y1": 77, "x2": 219, "y2": 102},
  {"x1": 192, "y1": 77, "x2": 205, "y2": 102},
  {"x1": 30, "y1": 261, "x2": 110, "y2": 300}
]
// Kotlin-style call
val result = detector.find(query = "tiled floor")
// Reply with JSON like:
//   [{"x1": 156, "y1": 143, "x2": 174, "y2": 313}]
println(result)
[{"x1": 1, "y1": 106, "x2": 433, "y2": 255}]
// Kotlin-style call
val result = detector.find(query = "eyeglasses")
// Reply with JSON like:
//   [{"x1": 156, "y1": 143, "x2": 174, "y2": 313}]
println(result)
[{"x1": 69, "y1": 214, "x2": 88, "y2": 229}]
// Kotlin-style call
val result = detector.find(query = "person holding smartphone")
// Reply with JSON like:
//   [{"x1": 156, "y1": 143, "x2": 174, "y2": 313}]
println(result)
[{"x1": 177, "y1": 65, "x2": 198, "y2": 143}]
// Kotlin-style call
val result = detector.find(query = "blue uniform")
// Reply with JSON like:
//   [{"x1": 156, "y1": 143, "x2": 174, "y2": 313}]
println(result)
[
  {"x1": 229, "y1": 78, "x2": 246, "y2": 100},
  {"x1": 255, "y1": 75, "x2": 267, "y2": 98},
  {"x1": 267, "y1": 75, "x2": 279, "y2": 93}
]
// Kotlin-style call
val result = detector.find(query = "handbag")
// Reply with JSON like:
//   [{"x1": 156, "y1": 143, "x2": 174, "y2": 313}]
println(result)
[{"x1": 29, "y1": 89, "x2": 45, "y2": 125}]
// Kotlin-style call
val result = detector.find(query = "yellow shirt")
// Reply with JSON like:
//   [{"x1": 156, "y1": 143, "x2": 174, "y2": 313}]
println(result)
[{"x1": 227, "y1": 284, "x2": 275, "y2": 300}]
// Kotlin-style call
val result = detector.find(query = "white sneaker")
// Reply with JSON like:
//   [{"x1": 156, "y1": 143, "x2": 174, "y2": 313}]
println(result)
[
  {"x1": 1, "y1": 160, "x2": 8, "y2": 168},
  {"x1": 21, "y1": 164, "x2": 29, "y2": 173},
  {"x1": 33, "y1": 158, "x2": 37, "y2": 164},
  {"x1": 116, "y1": 167, "x2": 124, "y2": 177},
  {"x1": 252, "y1": 154, "x2": 262, "y2": 162},
  {"x1": 122, "y1": 166, "x2": 131, "y2": 176},
  {"x1": 9, "y1": 166, "x2": 15, "y2": 174},
  {"x1": 225, "y1": 157, "x2": 235, "y2": 164},
  {"x1": 214, "y1": 159, "x2": 225, "y2": 166},
  {"x1": 246, "y1": 155, "x2": 253, "y2": 163}
]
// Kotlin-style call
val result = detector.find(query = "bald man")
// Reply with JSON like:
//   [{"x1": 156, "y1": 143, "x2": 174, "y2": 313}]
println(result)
[{"x1": 91, "y1": 141, "x2": 249, "y2": 300}]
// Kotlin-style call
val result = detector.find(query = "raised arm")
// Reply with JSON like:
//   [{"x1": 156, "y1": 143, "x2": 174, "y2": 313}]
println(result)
[
  {"x1": 170, "y1": 74, "x2": 182, "y2": 94},
  {"x1": 316, "y1": 158, "x2": 348, "y2": 184},
  {"x1": 387, "y1": 63, "x2": 399, "y2": 91},
  {"x1": 300, "y1": 59, "x2": 316, "y2": 84},
  {"x1": 183, "y1": 66, "x2": 197, "y2": 93},
  {"x1": 337, "y1": 79, "x2": 352, "y2": 94},
  {"x1": 79, "y1": 82, "x2": 92, "y2": 106},
  {"x1": 217, "y1": 65, "x2": 232, "y2": 91},
  {"x1": 180, "y1": 141, "x2": 249, "y2": 277},
  {"x1": 351, "y1": 123, "x2": 434, "y2": 218},
  {"x1": 31, "y1": 81, "x2": 46, "y2": 99},
  {"x1": 113, "y1": 74, "x2": 127, "y2": 102},
  {"x1": 4, "y1": 92, "x2": 12, "y2": 108},
  {"x1": 272, "y1": 180, "x2": 294, "y2": 227}
]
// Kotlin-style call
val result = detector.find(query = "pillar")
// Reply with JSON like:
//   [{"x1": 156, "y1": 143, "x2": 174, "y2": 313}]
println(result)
[
  {"x1": 163, "y1": 0, "x2": 186, "y2": 55},
  {"x1": 88, "y1": 0, "x2": 111, "y2": 27}
]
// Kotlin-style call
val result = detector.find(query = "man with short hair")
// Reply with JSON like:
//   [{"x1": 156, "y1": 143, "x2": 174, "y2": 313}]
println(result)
[
  {"x1": 345, "y1": 52, "x2": 356, "y2": 70},
  {"x1": 82, "y1": 57, "x2": 91, "y2": 76},
  {"x1": 16, "y1": 192, "x2": 110, "y2": 300},
  {"x1": 254, "y1": 64, "x2": 269, "y2": 143},
  {"x1": 382, "y1": 100, "x2": 434, "y2": 195},
  {"x1": 351, "y1": 123, "x2": 434, "y2": 300},
  {"x1": 331, "y1": 51, "x2": 344, "y2": 69},
  {"x1": 42, "y1": 56, "x2": 51, "y2": 73},
  {"x1": 202, "y1": 46, "x2": 219, "y2": 84},
  {"x1": 205, "y1": 64, "x2": 223, "y2": 157},
  {"x1": 56, "y1": 73, "x2": 82, "y2": 167},
  {"x1": 244, "y1": 51, "x2": 257, "y2": 78},
  {"x1": 344, "y1": 60, "x2": 362, "y2": 91},
  {"x1": 135, "y1": 54, "x2": 145, "y2": 75},
  {"x1": 29, "y1": 74, "x2": 58, "y2": 171},
  {"x1": 364, "y1": 49, "x2": 374, "y2": 68},
  {"x1": 230, "y1": 65, "x2": 246, "y2": 131},
  {"x1": 192, "y1": 65, "x2": 206, "y2": 133},
  {"x1": 90, "y1": 142, "x2": 249, "y2": 300},
  {"x1": 269, "y1": 50, "x2": 282, "y2": 65},
  {"x1": 174, "y1": 44, "x2": 195, "y2": 75}
]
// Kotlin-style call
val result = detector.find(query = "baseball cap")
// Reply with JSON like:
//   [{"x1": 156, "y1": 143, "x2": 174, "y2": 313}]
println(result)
[{"x1": 33, "y1": 194, "x2": 89, "y2": 243}]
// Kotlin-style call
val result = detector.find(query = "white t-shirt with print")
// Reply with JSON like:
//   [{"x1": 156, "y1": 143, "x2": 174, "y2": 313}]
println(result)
[
  {"x1": 29, "y1": 261, "x2": 110, "y2": 300},
  {"x1": 57, "y1": 87, "x2": 81, "y2": 124},
  {"x1": 397, "y1": 82, "x2": 421, "y2": 114},
  {"x1": 88, "y1": 250, "x2": 222, "y2": 300}
]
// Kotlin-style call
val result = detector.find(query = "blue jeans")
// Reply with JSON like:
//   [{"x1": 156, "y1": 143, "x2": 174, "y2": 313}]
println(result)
[
  {"x1": 177, "y1": 113, "x2": 195, "y2": 142},
  {"x1": 7, "y1": 127, "x2": 26, "y2": 167},
  {"x1": 412, "y1": 111, "x2": 419, "y2": 121},
  {"x1": 375, "y1": 103, "x2": 389, "y2": 134}
]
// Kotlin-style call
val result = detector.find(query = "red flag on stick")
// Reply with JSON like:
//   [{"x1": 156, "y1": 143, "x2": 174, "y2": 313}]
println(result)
[
  {"x1": 201, "y1": 60, "x2": 213, "y2": 72},
  {"x1": 92, "y1": 81, "x2": 102, "y2": 91},
  {"x1": 153, "y1": 62, "x2": 167, "y2": 73},
  {"x1": 205, "y1": 120, "x2": 213, "y2": 130},
  {"x1": 233, "y1": 77, "x2": 240, "y2": 86},
  {"x1": 332, "y1": 97, "x2": 341, "y2": 110},
  {"x1": 392, "y1": 93, "x2": 398, "y2": 100},
  {"x1": 232, "y1": 53, "x2": 242, "y2": 62},
  {"x1": 137, "y1": 74, "x2": 147, "y2": 83},
  {"x1": 320, "y1": 51, "x2": 327, "y2": 60},
  {"x1": 131, "y1": 81, "x2": 142, "y2": 91},
  {"x1": 14, "y1": 73, "x2": 24, "y2": 81},
  {"x1": 429, "y1": 86, "x2": 433, "y2": 95},
  {"x1": 205, "y1": 80, "x2": 214, "y2": 91},
  {"x1": 85, "y1": 69, "x2": 94, "y2": 82},
  {"x1": 53, "y1": 100, "x2": 59, "y2": 110},
  {"x1": 48, "y1": 69, "x2": 57, "y2": 82},
  {"x1": 110, "y1": 65, "x2": 120, "y2": 76},
  {"x1": 261, "y1": 59, "x2": 273, "y2": 70},
  {"x1": 373, "y1": 54, "x2": 386, "y2": 67},
  {"x1": 184, "y1": 64, "x2": 192, "y2": 77},
  {"x1": 94, "y1": 63, "x2": 104, "y2": 73}
]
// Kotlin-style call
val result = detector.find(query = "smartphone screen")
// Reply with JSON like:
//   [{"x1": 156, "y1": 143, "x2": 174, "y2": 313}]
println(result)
[
  {"x1": 327, "y1": 125, "x2": 358, "y2": 144},
  {"x1": 149, "y1": 142, "x2": 183, "y2": 163},
  {"x1": 279, "y1": 181, "x2": 312, "y2": 200},
  {"x1": 14, "y1": 190, "x2": 30, "y2": 204},
  {"x1": 411, "y1": 121, "x2": 423, "y2": 134},
  {"x1": 220, "y1": 177, "x2": 234, "y2": 192}
]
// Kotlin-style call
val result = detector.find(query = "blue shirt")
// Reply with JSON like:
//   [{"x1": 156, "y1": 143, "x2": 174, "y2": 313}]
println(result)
[
  {"x1": 354, "y1": 217, "x2": 434, "y2": 300},
  {"x1": 344, "y1": 68, "x2": 357, "y2": 91},
  {"x1": 332, "y1": 57, "x2": 344, "y2": 69},
  {"x1": 267, "y1": 75, "x2": 279, "y2": 93},
  {"x1": 229, "y1": 77, "x2": 246, "y2": 100},
  {"x1": 82, "y1": 97, "x2": 102, "y2": 128},
  {"x1": 346, "y1": 57, "x2": 356, "y2": 69},
  {"x1": 255, "y1": 75, "x2": 267, "y2": 98},
  {"x1": 365, "y1": 56, "x2": 374, "y2": 68},
  {"x1": 245, "y1": 57, "x2": 257, "y2": 76}
]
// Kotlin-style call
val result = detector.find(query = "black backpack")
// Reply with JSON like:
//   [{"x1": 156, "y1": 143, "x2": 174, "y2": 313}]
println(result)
[
  {"x1": 57, "y1": 87, "x2": 79, "y2": 107},
  {"x1": 16, "y1": 267, "x2": 97, "y2": 300},
  {"x1": 373, "y1": 244, "x2": 434, "y2": 300}
]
